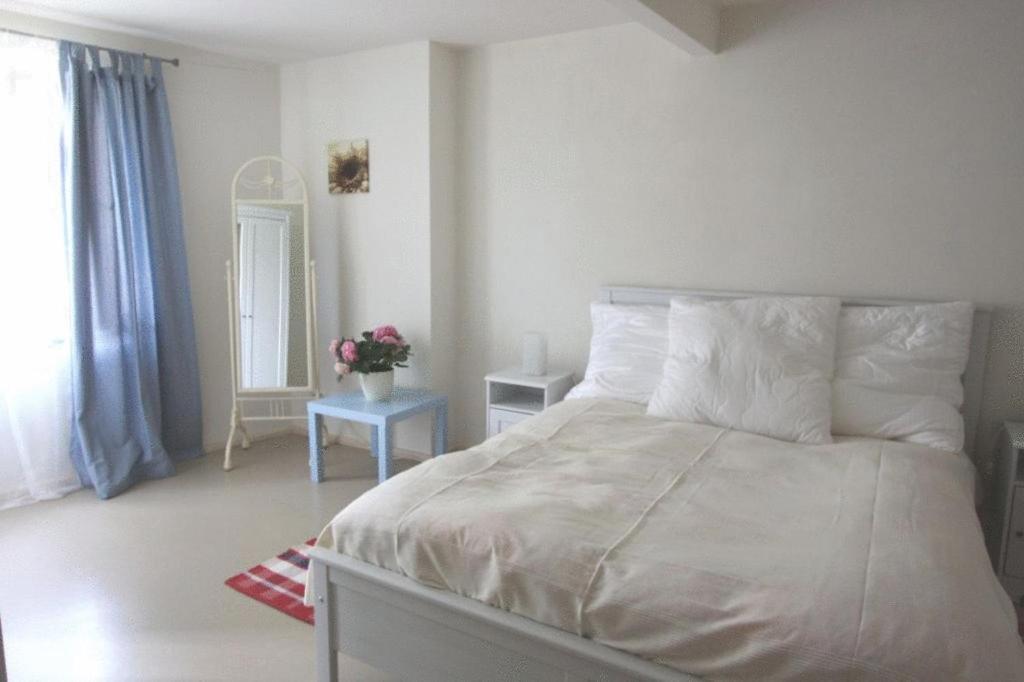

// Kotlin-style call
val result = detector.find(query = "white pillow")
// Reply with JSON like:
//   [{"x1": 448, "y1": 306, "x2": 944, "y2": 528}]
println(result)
[
  {"x1": 566, "y1": 302, "x2": 668, "y2": 404},
  {"x1": 831, "y1": 302, "x2": 974, "y2": 452},
  {"x1": 647, "y1": 296, "x2": 841, "y2": 444}
]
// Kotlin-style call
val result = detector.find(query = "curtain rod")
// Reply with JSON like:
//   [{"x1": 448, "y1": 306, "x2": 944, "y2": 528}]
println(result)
[{"x1": 0, "y1": 26, "x2": 180, "y2": 67}]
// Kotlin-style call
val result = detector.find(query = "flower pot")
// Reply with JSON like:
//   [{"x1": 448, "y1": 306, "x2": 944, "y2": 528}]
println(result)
[{"x1": 359, "y1": 370, "x2": 394, "y2": 401}]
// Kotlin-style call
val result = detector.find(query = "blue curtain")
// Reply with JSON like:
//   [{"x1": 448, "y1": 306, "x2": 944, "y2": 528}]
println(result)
[{"x1": 59, "y1": 42, "x2": 203, "y2": 499}]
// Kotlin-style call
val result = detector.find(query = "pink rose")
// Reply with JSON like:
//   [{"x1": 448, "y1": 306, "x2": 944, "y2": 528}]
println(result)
[
  {"x1": 340, "y1": 340, "x2": 359, "y2": 363},
  {"x1": 380, "y1": 335, "x2": 399, "y2": 345},
  {"x1": 328, "y1": 339, "x2": 341, "y2": 356},
  {"x1": 372, "y1": 325, "x2": 399, "y2": 342},
  {"x1": 334, "y1": 362, "x2": 350, "y2": 376}
]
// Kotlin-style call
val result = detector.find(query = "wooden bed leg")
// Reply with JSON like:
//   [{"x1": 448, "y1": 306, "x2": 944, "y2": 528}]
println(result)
[{"x1": 312, "y1": 559, "x2": 338, "y2": 682}]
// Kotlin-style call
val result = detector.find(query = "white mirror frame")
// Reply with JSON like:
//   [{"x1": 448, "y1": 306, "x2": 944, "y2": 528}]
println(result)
[{"x1": 223, "y1": 155, "x2": 322, "y2": 471}]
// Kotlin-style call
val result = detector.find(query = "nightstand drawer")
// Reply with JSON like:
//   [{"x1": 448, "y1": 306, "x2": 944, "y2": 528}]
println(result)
[
  {"x1": 488, "y1": 407, "x2": 530, "y2": 437},
  {"x1": 1006, "y1": 487, "x2": 1024, "y2": 578}
]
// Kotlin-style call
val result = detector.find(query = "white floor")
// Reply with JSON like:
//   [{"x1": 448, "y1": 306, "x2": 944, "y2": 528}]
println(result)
[{"x1": 0, "y1": 436, "x2": 409, "y2": 681}]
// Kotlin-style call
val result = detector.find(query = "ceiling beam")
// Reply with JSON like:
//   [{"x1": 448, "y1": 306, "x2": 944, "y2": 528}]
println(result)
[{"x1": 606, "y1": 0, "x2": 720, "y2": 56}]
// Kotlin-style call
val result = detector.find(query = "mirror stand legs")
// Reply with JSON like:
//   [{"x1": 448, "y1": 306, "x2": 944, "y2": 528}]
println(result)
[
  {"x1": 223, "y1": 402, "x2": 252, "y2": 471},
  {"x1": 223, "y1": 415, "x2": 236, "y2": 471}
]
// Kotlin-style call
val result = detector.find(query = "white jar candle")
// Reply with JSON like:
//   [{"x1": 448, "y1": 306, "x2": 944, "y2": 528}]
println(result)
[{"x1": 522, "y1": 332, "x2": 547, "y2": 376}]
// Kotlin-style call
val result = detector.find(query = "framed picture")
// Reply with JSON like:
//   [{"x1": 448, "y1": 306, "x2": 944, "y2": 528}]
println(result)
[{"x1": 327, "y1": 139, "x2": 369, "y2": 194}]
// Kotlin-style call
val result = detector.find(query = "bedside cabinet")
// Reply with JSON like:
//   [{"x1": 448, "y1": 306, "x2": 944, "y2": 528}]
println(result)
[
  {"x1": 485, "y1": 367, "x2": 574, "y2": 438},
  {"x1": 991, "y1": 422, "x2": 1024, "y2": 601}
]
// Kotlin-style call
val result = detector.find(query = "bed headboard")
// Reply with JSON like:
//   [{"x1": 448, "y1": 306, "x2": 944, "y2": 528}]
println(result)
[{"x1": 598, "y1": 286, "x2": 992, "y2": 458}]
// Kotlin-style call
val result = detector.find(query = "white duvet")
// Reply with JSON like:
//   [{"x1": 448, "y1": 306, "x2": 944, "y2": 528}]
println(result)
[{"x1": 316, "y1": 399, "x2": 1024, "y2": 680}]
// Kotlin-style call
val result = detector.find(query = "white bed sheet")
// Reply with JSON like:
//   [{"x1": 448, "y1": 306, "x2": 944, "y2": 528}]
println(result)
[{"x1": 316, "y1": 399, "x2": 1024, "y2": 680}]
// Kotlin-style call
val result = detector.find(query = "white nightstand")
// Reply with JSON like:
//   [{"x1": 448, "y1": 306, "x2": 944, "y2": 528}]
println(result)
[
  {"x1": 485, "y1": 367, "x2": 574, "y2": 438},
  {"x1": 991, "y1": 422, "x2": 1024, "y2": 602}
]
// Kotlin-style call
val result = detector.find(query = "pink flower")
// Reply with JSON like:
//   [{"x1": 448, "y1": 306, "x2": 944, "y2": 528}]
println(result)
[
  {"x1": 380, "y1": 335, "x2": 400, "y2": 345},
  {"x1": 372, "y1": 325, "x2": 399, "y2": 342},
  {"x1": 340, "y1": 339, "x2": 359, "y2": 363},
  {"x1": 334, "y1": 362, "x2": 350, "y2": 376},
  {"x1": 328, "y1": 339, "x2": 341, "y2": 356}
]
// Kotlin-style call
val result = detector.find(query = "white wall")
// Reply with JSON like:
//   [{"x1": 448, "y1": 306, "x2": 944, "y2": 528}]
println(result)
[
  {"x1": 11, "y1": 0, "x2": 1023, "y2": 477},
  {"x1": 453, "y1": 0, "x2": 1024, "y2": 474},
  {"x1": 281, "y1": 42, "x2": 456, "y2": 453},
  {"x1": 171, "y1": 56, "x2": 279, "y2": 452},
  {"x1": 429, "y1": 43, "x2": 460, "y2": 404},
  {"x1": 0, "y1": 9, "x2": 280, "y2": 453}
]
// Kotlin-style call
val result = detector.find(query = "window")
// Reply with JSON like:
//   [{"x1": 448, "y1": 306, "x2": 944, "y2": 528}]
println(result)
[{"x1": 0, "y1": 33, "x2": 78, "y2": 509}]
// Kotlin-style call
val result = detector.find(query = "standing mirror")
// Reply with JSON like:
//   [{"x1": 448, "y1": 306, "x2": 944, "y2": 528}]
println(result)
[{"x1": 223, "y1": 156, "x2": 320, "y2": 470}]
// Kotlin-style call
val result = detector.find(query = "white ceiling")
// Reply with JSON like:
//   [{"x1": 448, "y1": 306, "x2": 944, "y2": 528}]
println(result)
[
  {"x1": 0, "y1": 0, "x2": 633, "y2": 63},
  {"x1": 1, "y1": 0, "x2": 774, "y2": 64}
]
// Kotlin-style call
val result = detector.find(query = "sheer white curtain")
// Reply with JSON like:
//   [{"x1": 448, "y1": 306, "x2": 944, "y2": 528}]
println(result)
[{"x1": 0, "y1": 34, "x2": 79, "y2": 510}]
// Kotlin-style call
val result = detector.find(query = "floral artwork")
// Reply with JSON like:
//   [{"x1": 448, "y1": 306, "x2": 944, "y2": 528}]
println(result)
[{"x1": 327, "y1": 139, "x2": 369, "y2": 194}]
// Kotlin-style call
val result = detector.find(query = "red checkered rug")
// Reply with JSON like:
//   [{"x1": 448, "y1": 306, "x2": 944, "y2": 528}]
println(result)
[{"x1": 225, "y1": 538, "x2": 316, "y2": 625}]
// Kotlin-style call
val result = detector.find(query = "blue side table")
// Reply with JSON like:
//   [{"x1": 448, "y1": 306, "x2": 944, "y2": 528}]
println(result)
[{"x1": 307, "y1": 388, "x2": 448, "y2": 484}]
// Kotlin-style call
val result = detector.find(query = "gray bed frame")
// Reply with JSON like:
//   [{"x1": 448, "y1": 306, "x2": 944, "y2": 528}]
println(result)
[{"x1": 308, "y1": 286, "x2": 991, "y2": 682}]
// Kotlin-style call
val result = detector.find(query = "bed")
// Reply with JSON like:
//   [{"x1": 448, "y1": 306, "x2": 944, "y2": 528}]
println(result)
[{"x1": 307, "y1": 287, "x2": 1023, "y2": 681}]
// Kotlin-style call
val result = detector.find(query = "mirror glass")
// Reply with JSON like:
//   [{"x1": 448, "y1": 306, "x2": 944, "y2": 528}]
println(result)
[
  {"x1": 236, "y1": 202, "x2": 307, "y2": 389},
  {"x1": 232, "y1": 157, "x2": 310, "y2": 391}
]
